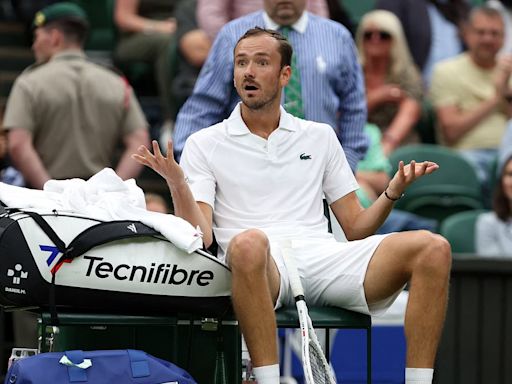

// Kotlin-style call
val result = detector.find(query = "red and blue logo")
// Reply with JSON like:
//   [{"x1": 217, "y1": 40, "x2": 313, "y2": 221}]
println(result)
[{"x1": 40, "y1": 245, "x2": 71, "y2": 274}]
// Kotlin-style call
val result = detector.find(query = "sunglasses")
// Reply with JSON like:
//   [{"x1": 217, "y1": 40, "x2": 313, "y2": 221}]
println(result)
[{"x1": 363, "y1": 30, "x2": 392, "y2": 41}]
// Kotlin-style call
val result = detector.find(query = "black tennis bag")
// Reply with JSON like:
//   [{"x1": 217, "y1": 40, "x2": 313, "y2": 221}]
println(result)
[{"x1": 0, "y1": 207, "x2": 232, "y2": 317}]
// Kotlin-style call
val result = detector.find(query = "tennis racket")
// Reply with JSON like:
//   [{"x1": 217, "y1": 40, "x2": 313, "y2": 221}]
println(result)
[{"x1": 281, "y1": 245, "x2": 337, "y2": 384}]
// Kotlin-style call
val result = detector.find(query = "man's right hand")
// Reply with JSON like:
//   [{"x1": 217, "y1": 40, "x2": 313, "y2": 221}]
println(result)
[
  {"x1": 132, "y1": 140, "x2": 186, "y2": 187},
  {"x1": 494, "y1": 55, "x2": 512, "y2": 98}
]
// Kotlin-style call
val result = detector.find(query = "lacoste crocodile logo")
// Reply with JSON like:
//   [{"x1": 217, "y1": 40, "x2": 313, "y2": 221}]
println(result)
[{"x1": 300, "y1": 153, "x2": 312, "y2": 160}]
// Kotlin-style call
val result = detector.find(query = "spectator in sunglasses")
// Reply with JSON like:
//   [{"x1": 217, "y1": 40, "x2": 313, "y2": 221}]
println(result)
[
  {"x1": 356, "y1": 10, "x2": 423, "y2": 156},
  {"x1": 375, "y1": 0, "x2": 470, "y2": 88}
]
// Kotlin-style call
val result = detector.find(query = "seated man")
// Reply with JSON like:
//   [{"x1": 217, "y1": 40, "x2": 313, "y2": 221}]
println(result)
[{"x1": 133, "y1": 28, "x2": 451, "y2": 384}]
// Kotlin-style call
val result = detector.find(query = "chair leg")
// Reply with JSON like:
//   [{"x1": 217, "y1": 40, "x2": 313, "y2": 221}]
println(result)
[{"x1": 325, "y1": 328, "x2": 330, "y2": 362}]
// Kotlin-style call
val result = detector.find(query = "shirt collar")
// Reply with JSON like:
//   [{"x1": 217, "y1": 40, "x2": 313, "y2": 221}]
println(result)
[
  {"x1": 51, "y1": 49, "x2": 86, "y2": 62},
  {"x1": 263, "y1": 11, "x2": 308, "y2": 34},
  {"x1": 226, "y1": 103, "x2": 298, "y2": 136}
]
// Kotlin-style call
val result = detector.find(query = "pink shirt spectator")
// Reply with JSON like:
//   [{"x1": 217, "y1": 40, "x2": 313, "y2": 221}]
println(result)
[{"x1": 197, "y1": 0, "x2": 329, "y2": 40}]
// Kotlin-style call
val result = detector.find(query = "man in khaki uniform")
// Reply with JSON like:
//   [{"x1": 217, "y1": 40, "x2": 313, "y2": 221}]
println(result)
[{"x1": 3, "y1": 2, "x2": 149, "y2": 189}]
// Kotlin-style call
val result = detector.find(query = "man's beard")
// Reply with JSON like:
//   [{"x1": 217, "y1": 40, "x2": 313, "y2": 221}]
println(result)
[{"x1": 242, "y1": 88, "x2": 280, "y2": 110}]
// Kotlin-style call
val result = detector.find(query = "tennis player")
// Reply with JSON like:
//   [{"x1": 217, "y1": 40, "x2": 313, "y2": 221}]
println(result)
[{"x1": 133, "y1": 27, "x2": 451, "y2": 384}]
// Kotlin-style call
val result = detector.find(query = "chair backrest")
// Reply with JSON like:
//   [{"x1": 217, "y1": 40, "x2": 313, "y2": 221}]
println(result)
[
  {"x1": 439, "y1": 209, "x2": 488, "y2": 253},
  {"x1": 388, "y1": 144, "x2": 484, "y2": 221}
]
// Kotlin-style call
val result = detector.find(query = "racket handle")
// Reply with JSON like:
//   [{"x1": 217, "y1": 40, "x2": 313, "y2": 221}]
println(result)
[{"x1": 281, "y1": 245, "x2": 305, "y2": 298}]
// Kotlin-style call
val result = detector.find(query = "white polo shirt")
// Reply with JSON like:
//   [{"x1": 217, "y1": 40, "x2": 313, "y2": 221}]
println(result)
[{"x1": 180, "y1": 104, "x2": 358, "y2": 259}]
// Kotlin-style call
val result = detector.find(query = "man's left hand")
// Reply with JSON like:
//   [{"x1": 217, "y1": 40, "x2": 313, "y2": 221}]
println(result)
[{"x1": 387, "y1": 160, "x2": 439, "y2": 198}]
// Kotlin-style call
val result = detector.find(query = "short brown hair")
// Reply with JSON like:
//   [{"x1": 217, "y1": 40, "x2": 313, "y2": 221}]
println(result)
[
  {"x1": 234, "y1": 27, "x2": 293, "y2": 68},
  {"x1": 468, "y1": 5, "x2": 503, "y2": 25},
  {"x1": 44, "y1": 19, "x2": 89, "y2": 46}
]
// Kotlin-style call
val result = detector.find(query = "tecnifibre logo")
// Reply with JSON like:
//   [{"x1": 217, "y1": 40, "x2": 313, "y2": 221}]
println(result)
[
  {"x1": 84, "y1": 256, "x2": 214, "y2": 286},
  {"x1": 39, "y1": 244, "x2": 214, "y2": 287}
]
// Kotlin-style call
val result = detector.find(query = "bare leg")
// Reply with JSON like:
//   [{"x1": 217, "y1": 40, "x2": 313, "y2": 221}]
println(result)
[
  {"x1": 364, "y1": 230, "x2": 451, "y2": 367},
  {"x1": 227, "y1": 229, "x2": 281, "y2": 367}
]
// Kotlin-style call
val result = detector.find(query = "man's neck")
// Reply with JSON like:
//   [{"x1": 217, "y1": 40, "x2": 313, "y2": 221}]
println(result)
[
  {"x1": 240, "y1": 103, "x2": 281, "y2": 139},
  {"x1": 469, "y1": 52, "x2": 497, "y2": 69}
]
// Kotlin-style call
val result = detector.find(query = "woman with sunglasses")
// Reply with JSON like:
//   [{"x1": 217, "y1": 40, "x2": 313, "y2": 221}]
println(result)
[{"x1": 356, "y1": 10, "x2": 423, "y2": 156}]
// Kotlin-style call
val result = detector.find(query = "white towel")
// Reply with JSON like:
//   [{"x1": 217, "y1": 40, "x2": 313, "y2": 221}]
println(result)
[{"x1": 0, "y1": 168, "x2": 203, "y2": 253}]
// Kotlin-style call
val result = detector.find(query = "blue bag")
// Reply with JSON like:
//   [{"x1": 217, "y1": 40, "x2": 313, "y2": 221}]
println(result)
[{"x1": 4, "y1": 349, "x2": 197, "y2": 384}]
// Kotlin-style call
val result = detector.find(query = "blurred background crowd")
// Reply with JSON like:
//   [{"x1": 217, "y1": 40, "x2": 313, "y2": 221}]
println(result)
[
  {"x1": 0, "y1": 0, "x2": 510, "y2": 260},
  {"x1": 1, "y1": 0, "x2": 512, "y2": 378}
]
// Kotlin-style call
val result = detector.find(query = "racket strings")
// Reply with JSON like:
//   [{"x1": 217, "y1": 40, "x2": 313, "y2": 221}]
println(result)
[{"x1": 307, "y1": 337, "x2": 336, "y2": 383}]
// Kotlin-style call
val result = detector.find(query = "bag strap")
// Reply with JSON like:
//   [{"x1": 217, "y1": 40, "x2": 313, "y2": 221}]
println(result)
[
  {"x1": 64, "y1": 221, "x2": 160, "y2": 260},
  {"x1": 65, "y1": 350, "x2": 151, "y2": 380},
  {"x1": 65, "y1": 350, "x2": 88, "y2": 382},
  {"x1": 9, "y1": 209, "x2": 66, "y2": 325},
  {"x1": 127, "y1": 349, "x2": 150, "y2": 378},
  {"x1": 17, "y1": 210, "x2": 67, "y2": 252}
]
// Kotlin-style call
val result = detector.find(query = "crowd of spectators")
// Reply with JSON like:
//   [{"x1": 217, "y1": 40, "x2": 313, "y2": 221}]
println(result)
[
  {"x1": 1, "y1": 1, "x2": 512, "y2": 382},
  {"x1": 0, "y1": 0, "x2": 511, "y2": 248}
]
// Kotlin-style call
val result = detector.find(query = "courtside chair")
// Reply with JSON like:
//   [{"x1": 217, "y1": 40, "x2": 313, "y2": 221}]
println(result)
[
  {"x1": 439, "y1": 209, "x2": 489, "y2": 253},
  {"x1": 388, "y1": 144, "x2": 484, "y2": 223}
]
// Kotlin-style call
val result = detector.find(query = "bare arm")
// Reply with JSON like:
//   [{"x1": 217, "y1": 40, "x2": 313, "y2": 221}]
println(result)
[
  {"x1": 196, "y1": 0, "x2": 229, "y2": 41},
  {"x1": 132, "y1": 140, "x2": 213, "y2": 247},
  {"x1": 382, "y1": 97, "x2": 421, "y2": 155},
  {"x1": 332, "y1": 161, "x2": 439, "y2": 240},
  {"x1": 114, "y1": 0, "x2": 176, "y2": 34},
  {"x1": 8, "y1": 128, "x2": 50, "y2": 189},
  {"x1": 179, "y1": 29, "x2": 212, "y2": 68},
  {"x1": 436, "y1": 97, "x2": 501, "y2": 146},
  {"x1": 115, "y1": 128, "x2": 150, "y2": 180}
]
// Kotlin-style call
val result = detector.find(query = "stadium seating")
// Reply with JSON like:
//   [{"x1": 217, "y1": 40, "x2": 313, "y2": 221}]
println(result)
[
  {"x1": 439, "y1": 209, "x2": 488, "y2": 253},
  {"x1": 388, "y1": 144, "x2": 484, "y2": 223}
]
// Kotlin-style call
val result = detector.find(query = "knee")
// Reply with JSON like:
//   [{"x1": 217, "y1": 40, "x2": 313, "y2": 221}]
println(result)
[
  {"x1": 414, "y1": 231, "x2": 452, "y2": 277},
  {"x1": 227, "y1": 229, "x2": 270, "y2": 273}
]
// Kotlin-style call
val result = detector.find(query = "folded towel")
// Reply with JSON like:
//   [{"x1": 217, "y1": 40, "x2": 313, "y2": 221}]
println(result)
[{"x1": 0, "y1": 168, "x2": 203, "y2": 253}]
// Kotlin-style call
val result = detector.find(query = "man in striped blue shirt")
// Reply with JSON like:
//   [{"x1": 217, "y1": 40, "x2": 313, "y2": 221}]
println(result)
[{"x1": 172, "y1": 0, "x2": 368, "y2": 171}]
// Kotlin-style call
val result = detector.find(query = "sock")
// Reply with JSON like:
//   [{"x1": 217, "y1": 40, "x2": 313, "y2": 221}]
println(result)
[
  {"x1": 253, "y1": 364, "x2": 280, "y2": 384},
  {"x1": 405, "y1": 368, "x2": 434, "y2": 384}
]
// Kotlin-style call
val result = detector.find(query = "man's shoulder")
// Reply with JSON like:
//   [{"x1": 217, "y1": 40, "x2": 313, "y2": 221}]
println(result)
[
  {"x1": 307, "y1": 13, "x2": 350, "y2": 36},
  {"x1": 187, "y1": 121, "x2": 226, "y2": 144},
  {"x1": 15, "y1": 60, "x2": 54, "y2": 84},
  {"x1": 220, "y1": 11, "x2": 264, "y2": 36},
  {"x1": 434, "y1": 53, "x2": 469, "y2": 74},
  {"x1": 296, "y1": 116, "x2": 335, "y2": 140},
  {"x1": 78, "y1": 58, "x2": 126, "y2": 81},
  {"x1": 17, "y1": 55, "x2": 121, "y2": 82},
  {"x1": 306, "y1": 13, "x2": 353, "y2": 44}
]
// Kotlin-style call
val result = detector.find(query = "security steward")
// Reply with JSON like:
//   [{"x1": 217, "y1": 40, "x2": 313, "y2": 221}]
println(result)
[{"x1": 3, "y1": 2, "x2": 149, "y2": 189}]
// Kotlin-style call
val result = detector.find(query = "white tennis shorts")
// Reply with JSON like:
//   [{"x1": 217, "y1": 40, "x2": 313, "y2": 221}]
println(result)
[{"x1": 270, "y1": 234, "x2": 401, "y2": 316}]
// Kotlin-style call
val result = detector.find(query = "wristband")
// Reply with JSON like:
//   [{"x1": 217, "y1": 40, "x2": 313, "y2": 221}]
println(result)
[{"x1": 384, "y1": 188, "x2": 404, "y2": 202}]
